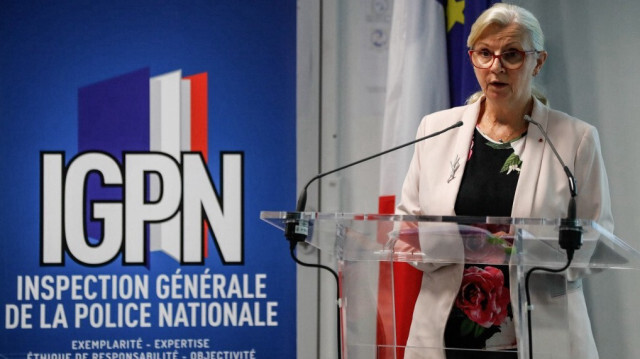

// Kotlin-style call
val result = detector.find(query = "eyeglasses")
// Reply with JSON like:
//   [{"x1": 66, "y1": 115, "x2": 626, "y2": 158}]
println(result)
[{"x1": 468, "y1": 49, "x2": 540, "y2": 70}]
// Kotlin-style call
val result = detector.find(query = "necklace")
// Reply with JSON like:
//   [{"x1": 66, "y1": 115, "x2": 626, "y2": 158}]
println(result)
[{"x1": 478, "y1": 114, "x2": 528, "y2": 143}]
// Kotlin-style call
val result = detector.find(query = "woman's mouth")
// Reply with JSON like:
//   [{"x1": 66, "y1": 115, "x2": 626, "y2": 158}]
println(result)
[{"x1": 488, "y1": 81, "x2": 508, "y2": 90}]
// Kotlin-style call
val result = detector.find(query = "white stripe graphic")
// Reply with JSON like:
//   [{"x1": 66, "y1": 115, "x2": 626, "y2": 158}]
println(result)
[{"x1": 150, "y1": 70, "x2": 189, "y2": 261}]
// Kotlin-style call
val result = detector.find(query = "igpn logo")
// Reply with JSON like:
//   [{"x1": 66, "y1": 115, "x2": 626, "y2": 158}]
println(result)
[{"x1": 40, "y1": 68, "x2": 244, "y2": 267}]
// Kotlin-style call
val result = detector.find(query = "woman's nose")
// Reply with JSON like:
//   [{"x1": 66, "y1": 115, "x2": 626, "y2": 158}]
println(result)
[{"x1": 490, "y1": 55, "x2": 505, "y2": 72}]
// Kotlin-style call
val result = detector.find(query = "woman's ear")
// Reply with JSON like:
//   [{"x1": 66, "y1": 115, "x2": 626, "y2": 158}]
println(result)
[{"x1": 533, "y1": 51, "x2": 548, "y2": 76}]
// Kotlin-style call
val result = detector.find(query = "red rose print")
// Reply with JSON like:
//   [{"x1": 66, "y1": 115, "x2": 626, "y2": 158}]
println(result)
[{"x1": 455, "y1": 266, "x2": 510, "y2": 328}]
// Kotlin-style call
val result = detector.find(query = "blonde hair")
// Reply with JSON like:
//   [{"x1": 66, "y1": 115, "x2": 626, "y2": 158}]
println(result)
[{"x1": 466, "y1": 3, "x2": 548, "y2": 105}]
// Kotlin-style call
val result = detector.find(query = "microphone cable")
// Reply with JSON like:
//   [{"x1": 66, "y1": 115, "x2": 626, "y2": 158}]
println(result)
[
  {"x1": 524, "y1": 250, "x2": 574, "y2": 359},
  {"x1": 289, "y1": 241, "x2": 342, "y2": 359}
]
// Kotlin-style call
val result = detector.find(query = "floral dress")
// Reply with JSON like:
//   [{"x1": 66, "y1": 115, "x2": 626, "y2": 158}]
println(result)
[{"x1": 444, "y1": 127, "x2": 526, "y2": 358}]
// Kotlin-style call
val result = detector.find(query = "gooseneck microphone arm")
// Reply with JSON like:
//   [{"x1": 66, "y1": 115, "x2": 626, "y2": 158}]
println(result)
[
  {"x1": 289, "y1": 120, "x2": 464, "y2": 237},
  {"x1": 523, "y1": 115, "x2": 583, "y2": 359},
  {"x1": 524, "y1": 116, "x2": 577, "y2": 198},
  {"x1": 524, "y1": 115, "x2": 582, "y2": 254},
  {"x1": 285, "y1": 120, "x2": 463, "y2": 245}
]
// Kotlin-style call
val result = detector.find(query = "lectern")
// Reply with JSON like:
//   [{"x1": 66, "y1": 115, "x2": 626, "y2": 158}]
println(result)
[{"x1": 261, "y1": 212, "x2": 640, "y2": 359}]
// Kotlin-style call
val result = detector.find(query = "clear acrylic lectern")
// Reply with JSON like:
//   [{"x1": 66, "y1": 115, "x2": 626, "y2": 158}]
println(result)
[{"x1": 261, "y1": 212, "x2": 640, "y2": 359}]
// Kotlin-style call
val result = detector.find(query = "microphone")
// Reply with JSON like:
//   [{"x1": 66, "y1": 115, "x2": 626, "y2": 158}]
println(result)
[
  {"x1": 284, "y1": 120, "x2": 464, "y2": 246},
  {"x1": 524, "y1": 115, "x2": 582, "y2": 257}
]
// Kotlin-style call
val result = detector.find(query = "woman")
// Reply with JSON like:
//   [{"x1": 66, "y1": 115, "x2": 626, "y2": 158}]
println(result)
[{"x1": 396, "y1": 3, "x2": 613, "y2": 359}]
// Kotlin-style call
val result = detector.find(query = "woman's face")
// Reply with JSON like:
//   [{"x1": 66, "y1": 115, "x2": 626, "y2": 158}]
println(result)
[{"x1": 471, "y1": 23, "x2": 547, "y2": 110}]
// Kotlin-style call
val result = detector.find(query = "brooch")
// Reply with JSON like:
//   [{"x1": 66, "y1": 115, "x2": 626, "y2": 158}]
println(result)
[{"x1": 448, "y1": 155, "x2": 460, "y2": 183}]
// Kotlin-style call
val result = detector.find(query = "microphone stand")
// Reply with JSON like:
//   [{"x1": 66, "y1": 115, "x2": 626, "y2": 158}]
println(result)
[
  {"x1": 523, "y1": 116, "x2": 582, "y2": 359},
  {"x1": 284, "y1": 120, "x2": 463, "y2": 359}
]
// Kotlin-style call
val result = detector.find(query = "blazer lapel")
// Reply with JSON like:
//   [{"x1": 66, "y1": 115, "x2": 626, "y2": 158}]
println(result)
[
  {"x1": 438, "y1": 102, "x2": 480, "y2": 215},
  {"x1": 511, "y1": 99, "x2": 549, "y2": 218}
]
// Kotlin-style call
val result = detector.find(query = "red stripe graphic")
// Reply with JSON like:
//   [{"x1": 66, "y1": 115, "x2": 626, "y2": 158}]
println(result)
[{"x1": 185, "y1": 73, "x2": 209, "y2": 256}]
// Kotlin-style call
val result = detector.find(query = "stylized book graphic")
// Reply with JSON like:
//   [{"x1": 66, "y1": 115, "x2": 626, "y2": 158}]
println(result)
[{"x1": 79, "y1": 68, "x2": 209, "y2": 263}]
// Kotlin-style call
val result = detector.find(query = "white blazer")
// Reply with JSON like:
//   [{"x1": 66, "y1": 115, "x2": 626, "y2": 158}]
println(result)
[{"x1": 397, "y1": 97, "x2": 613, "y2": 359}]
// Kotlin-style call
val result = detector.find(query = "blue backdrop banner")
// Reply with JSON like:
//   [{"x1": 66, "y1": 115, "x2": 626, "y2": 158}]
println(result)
[{"x1": 1, "y1": 1, "x2": 296, "y2": 357}]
